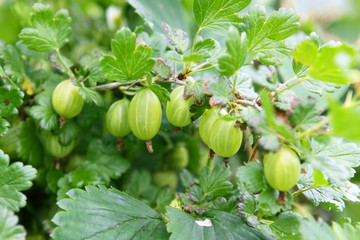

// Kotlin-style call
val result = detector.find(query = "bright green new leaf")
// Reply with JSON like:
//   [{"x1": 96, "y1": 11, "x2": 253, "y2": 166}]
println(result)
[
  {"x1": 100, "y1": 28, "x2": 156, "y2": 82},
  {"x1": 166, "y1": 207, "x2": 274, "y2": 240},
  {"x1": 52, "y1": 185, "x2": 169, "y2": 239},
  {"x1": 293, "y1": 40, "x2": 358, "y2": 85},
  {"x1": 218, "y1": 28, "x2": 247, "y2": 77},
  {"x1": 19, "y1": 3, "x2": 72, "y2": 52},
  {"x1": 329, "y1": 99, "x2": 360, "y2": 142},
  {"x1": 199, "y1": 165, "x2": 232, "y2": 198},
  {"x1": 0, "y1": 206, "x2": 26, "y2": 240},
  {"x1": 193, "y1": 0, "x2": 251, "y2": 35},
  {"x1": 0, "y1": 150, "x2": 37, "y2": 212}
]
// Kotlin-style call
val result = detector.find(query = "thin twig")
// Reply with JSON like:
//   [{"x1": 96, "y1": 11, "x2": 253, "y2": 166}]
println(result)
[{"x1": 235, "y1": 99, "x2": 263, "y2": 111}]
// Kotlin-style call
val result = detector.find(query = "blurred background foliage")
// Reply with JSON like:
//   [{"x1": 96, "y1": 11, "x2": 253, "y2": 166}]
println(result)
[{"x1": 1, "y1": 0, "x2": 360, "y2": 238}]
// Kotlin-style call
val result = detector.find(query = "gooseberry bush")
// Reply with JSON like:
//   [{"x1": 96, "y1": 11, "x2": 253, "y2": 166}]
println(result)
[{"x1": 1, "y1": 0, "x2": 360, "y2": 239}]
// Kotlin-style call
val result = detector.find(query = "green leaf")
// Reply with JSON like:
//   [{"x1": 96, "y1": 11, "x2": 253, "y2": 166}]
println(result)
[
  {"x1": 0, "y1": 118, "x2": 10, "y2": 137},
  {"x1": 258, "y1": 212, "x2": 302, "y2": 239},
  {"x1": 194, "y1": 38, "x2": 216, "y2": 57},
  {"x1": 273, "y1": 90, "x2": 295, "y2": 111},
  {"x1": 78, "y1": 52, "x2": 106, "y2": 87},
  {"x1": 0, "y1": 206, "x2": 26, "y2": 240},
  {"x1": 0, "y1": 44, "x2": 26, "y2": 83},
  {"x1": 249, "y1": 91, "x2": 295, "y2": 151},
  {"x1": 184, "y1": 80, "x2": 205, "y2": 105},
  {"x1": 289, "y1": 98, "x2": 321, "y2": 131},
  {"x1": 240, "y1": 5, "x2": 300, "y2": 64},
  {"x1": 257, "y1": 189, "x2": 293, "y2": 215},
  {"x1": 293, "y1": 40, "x2": 358, "y2": 85},
  {"x1": 193, "y1": 0, "x2": 251, "y2": 35},
  {"x1": 29, "y1": 92, "x2": 59, "y2": 130},
  {"x1": 329, "y1": 99, "x2": 360, "y2": 142},
  {"x1": 218, "y1": 28, "x2": 247, "y2": 77},
  {"x1": 78, "y1": 86, "x2": 104, "y2": 107},
  {"x1": 300, "y1": 217, "x2": 360, "y2": 240},
  {"x1": 19, "y1": 3, "x2": 72, "y2": 52},
  {"x1": 154, "y1": 58, "x2": 172, "y2": 79},
  {"x1": 162, "y1": 22, "x2": 189, "y2": 55},
  {"x1": 150, "y1": 84, "x2": 170, "y2": 103},
  {"x1": 57, "y1": 120, "x2": 81, "y2": 146},
  {"x1": 18, "y1": 118, "x2": 43, "y2": 167},
  {"x1": 0, "y1": 150, "x2": 37, "y2": 212},
  {"x1": 100, "y1": 27, "x2": 155, "y2": 82},
  {"x1": 182, "y1": 53, "x2": 204, "y2": 62},
  {"x1": 0, "y1": 86, "x2": 24, "y2": 117},
  {"x1": 125, "y1": 170, "x2": 157, "y2": 199},
  {"x1": 166, "y1": 207, "x2": 274, "y2": 240},
  {"x1": 199, "y1": 165, "x2": 232, "y2": 198},
  {"x1": 52, "y1": 185, "x2": 169, "y2": 239},
  {"x1": 301, "y1": 186, "x2": 345, "y2": 212},
  {"x1": 238, "y1": 193, "x2": 259, "y2": 226},
  {"x1": 207, "y1": 75, "x2": 232, "y2": 105},
  {"x1": 237, "y1": 161, "x2": 266, "y2": 193},
  {"x1": 232, "y1": 73, "x2": 257, "y2": 100},
  {"x1": 128, "y1": 0, "x2": 187, "y2": 34},
  {"x1": 308, "y1": 138, "x2": 360, "y2": 185}
]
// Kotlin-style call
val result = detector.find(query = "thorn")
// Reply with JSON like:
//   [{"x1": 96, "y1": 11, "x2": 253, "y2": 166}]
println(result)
[{"x1": 146, "y1": 140, "x2": 154, "y2": 153}]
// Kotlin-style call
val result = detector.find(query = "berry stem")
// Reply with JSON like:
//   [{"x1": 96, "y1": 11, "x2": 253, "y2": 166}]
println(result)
[{"x1": 146, "y1": 140, "x2": 154, "y2": 153}]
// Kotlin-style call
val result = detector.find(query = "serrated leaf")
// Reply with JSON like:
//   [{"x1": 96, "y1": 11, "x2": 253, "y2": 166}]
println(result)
[
  {"x1": 19, "y1": 3, "x2": 72, "y2": 52},
  {"x1": 162, "y1": 22, "x2": 189, "y2": 55},
  {"x1": 154, "y1": 58, "x2": 172, "y2": 79},
  {"x1": 0, "y1": 150, "x2": 37, "y2": 212},
  {"x1": 182, "y1": 53, "x2": 204, "y2": 62},
  {"x1": 199, "y1": 165, "x2": 232, "y2": 197},
  {"x1": 273, "y1": 90, "x2": 295, "y2": 111},
  {"x1": 207, "y1": 75, "x2": 232, "y2": 105},
  {"x1": 308, "y1": 138, "x2": 360, "y2": 185},
  {"x1": 232, "y1": 72, "x2": 257, "y2": 100},
  {"x1": 150, "y1": 84, "x2": 169, "y2": 103},
  {"x1": 301, "y1": 78, "x2": 339, "y2": 96},
  {"x1": 300, "y1": 217, "x2": 360, "y2": 240},
  {"x1": 52, "y1": 185, "x2": 169, "y2": 239},
  {"x1": 18, "y1": 118, "x2": 42, "y2": 167},
  {"x1": 0, "y1": 206, "x2": 26, "y2": 240},
  {"x1": 184, "y1": 80, "x2": 205, "y2": 105},
  {"x1": 57, "y1": 120, "x2": 81, "y2": 146},
  {"x1": 237, "y1": 161, "x2": 266, "y2": 193},
  {"x1": 100, "y1": 27, "x2": 155, "y2": 82},
  {"x1": 0, "y1": 118, "x2": 10, "y2": 137},
  {"x1": 166, "y1": 207, "x2": 274, "y2": 240},
  {"x1": 240, "y1": 5, "x2": 300, "y2": 64},
  {"x1": 293, "y1": 40, "x2": 358, "y2": 85},
  {"x1": 29, "y1": 92, "x2": 59, "y2": 130},
  {"x1": 78, "y1": 52, "x2": 105, "y2": 87},
  {"x1": 218, "y1": 28, "x2": 247, "y2": 77},
  {"x1": 258, "y1": 189, "x2": 293, "y2": 215},
  {"x1": 289, "y1": 98, "x2": 321, "y2": 131},
  {"x1": 78, "y1": 86, "x2": 104, "y2": 107},
  {"x1": 193, "y1": 0, "x2": 251, "y2": 36},
  {"x1": 0, "y1": 44, "x2": 26, "y2": 83},
  {"x1": 257, "y1": 212, "x2": 302, "y2": 239},
  {"x1": 0, "y1": 86, "x2": 24, "y2": 117},
  {"x1": 194, "y1": 38, "x2": 216, "y2": 57},
  {"x1": 125, "y1": 170, "x2": 157, "y2": 200},
  {"x1": 238, "y1": 193, "x2": 259, "y2": 226}
]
